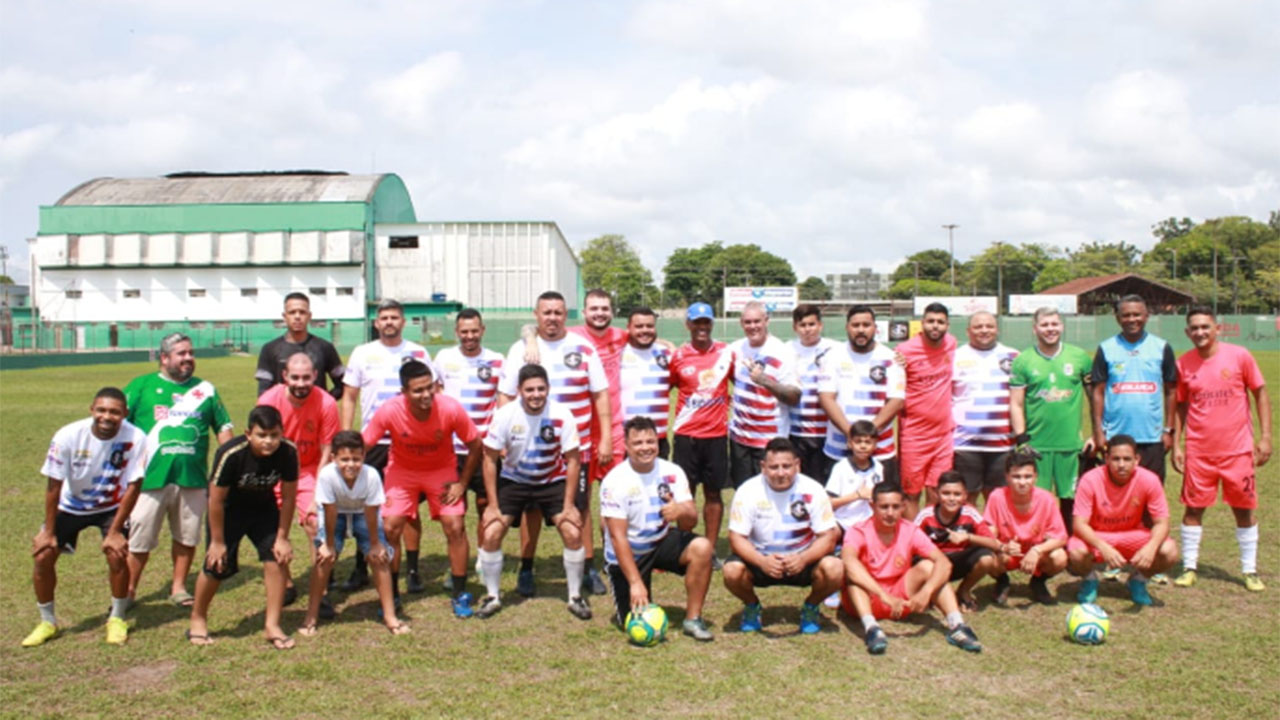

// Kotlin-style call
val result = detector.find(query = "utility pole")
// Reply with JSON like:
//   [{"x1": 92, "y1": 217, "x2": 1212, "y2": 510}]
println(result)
[
  {"x1": 1212, "y1": 240, "x2": 1219, "y2": 315},
  {"x1": 0, "y1": 245, "x2": 9, "y2": 308},
  {"x1": 1170, "y1": 248, "x2": 1177, "y2": 280},
  {"x1": 1231, "y1": 256, "x2": 1243, "y2": 314},
  {"x1": 912, "y1": 261, "x2": 920, "y2": 301},
  {"x1": 995, "y1": 242, "x2": 1005, "y2": 314},
  {"x1": 942, "y1": 224, "x2": 958, "y2": 293}
]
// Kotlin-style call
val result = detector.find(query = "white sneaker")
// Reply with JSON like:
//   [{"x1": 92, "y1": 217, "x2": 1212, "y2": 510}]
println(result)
[{"x1": 823, "y1": 592, "x2": 841, "y2": 609}]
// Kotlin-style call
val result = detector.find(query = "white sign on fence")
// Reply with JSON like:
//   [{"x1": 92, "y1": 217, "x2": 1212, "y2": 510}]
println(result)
[
  {"x1": 724, "y1": 286, "x2": 800, "y2": 313},
  {"x1": 912, "y1": 296, "x2": 999, "y2": 316},
  {"x1": 1008, "y1": 294, "x2": 1078, "y2": 315}
]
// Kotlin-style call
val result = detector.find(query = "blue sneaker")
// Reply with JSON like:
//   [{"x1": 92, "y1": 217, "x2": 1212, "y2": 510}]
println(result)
[
  {"x1": 452, "y1": 592, "x2": 475, "y2": 619},
  {"x1": 1077, "y1": 577, "x2": 1099, "y2": 604},
  {"x1": 516, "y1": 569, "x2": 536, "y2": 598},
  {"x1": 864, "y1": 626, "x2": 888, "y2": 655},
  {"x1": 1127, "y1": 578, "x2": 1153, "y2": 606},
  {"x1": 740, "y1": 603, "x2": 762, "y2": 633},
  {"x1": 799, "y1": 602, "x2": 821, "y2": 634}
]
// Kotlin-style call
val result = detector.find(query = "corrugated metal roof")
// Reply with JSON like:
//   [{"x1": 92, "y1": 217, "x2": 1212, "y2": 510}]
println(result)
[
  {"x1": 1038, "y1": 272, "x2": 1193, "y2": 299},
  {"x1": 56, "y1": 173, "x2": 389, "y2": 206}
]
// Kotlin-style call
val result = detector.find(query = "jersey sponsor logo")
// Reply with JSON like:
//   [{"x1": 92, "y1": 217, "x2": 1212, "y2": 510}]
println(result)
[
  {"x1": 790, "y1": 498, "x2": 810, "y2": 521},
  {"x1": 564, "y1": 351, "x2": 583, "y2": 369},
  {"x1": 681, "y1": 366, "x2": 697, "y2": 377},
  {"x1": 1033, "y1": 388, "x2": 1074, "y2": 403},
  {"x1": 1111, "y1": 381, "x2": 1157, "y2": 394}
]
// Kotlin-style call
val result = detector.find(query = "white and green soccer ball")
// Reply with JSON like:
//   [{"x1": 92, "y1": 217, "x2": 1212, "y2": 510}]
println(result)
[{"x1": 625, "y1": 604, "x2": 668, "y2": 647}]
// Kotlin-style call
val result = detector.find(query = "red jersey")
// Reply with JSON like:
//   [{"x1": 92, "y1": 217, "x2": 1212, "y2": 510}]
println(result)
[
  {"x1": 914, "y1": 504, "x2": 994, "y2": 553},
  {"x1": 982, "y1": 486, "x2": 1067, "y2": 553},
  {"x1": 844, "y1": 516, "x2": 939, "y2": 584},
  {"x1": 669, "y1": 341, "x2": 734, "y2": 439},
  {"x1": 1073, "y1": 465, "x2": 1168, "y2": 533},
  {"x1": 570, "y1": 325, "x2": 628, "y2": 445},
  {"x1": 897, "y1": 332, "x2": 957, "y2": 440},
  {"x1": 258, "y1": 384, "x2": 339, "y2": 478},
  {"x1": 361, "y1": 394, "x2": 478, "y2": 485},
  {"x1": 1175, "y1": 342, "x2": 1265, "y2": 457}
]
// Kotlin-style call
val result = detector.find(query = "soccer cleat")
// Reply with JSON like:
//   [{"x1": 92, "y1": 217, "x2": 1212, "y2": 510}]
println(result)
[
  {"x1": 799, "y1": 602, "x2": 821, "y2": 634},
  {"x1": 476, "y1": 595, "x2": 503, "y2": 619},
  {"x1": 566, "y1": 596, "x2": 592, "y2": 620},
  {"x1": 22, "y1": 621, "x2": 60, "y2": 648},
  {"x1": 823, "y1": 592, "x2": 841, "y2": 609},
  {"x1": 1101, "y1": 567, "x2": 1122, "y2": 582},
  {"x1": 739, "y1": 602, "x2": 762, "y2": 633},
  {"x1": 1077, "y1": 577, "x2": 1100, "y2": 604},
  {"x1": 682, "y1": 617, "x2": 714, "y2": 642},
  {"x1": 1151, "y1": 572, "x2": 1169, "y2": 585},
  {"x1": 283, "y1": 585, "x2": 298, "y2": 607},
  {"x1": 946, "y1": 624, "x2": 983, "y2": 653},
  {"x1": 587, "y1": 567, "x2": 608, "y2": 596},
  {"x1": 864, "y1": 626, "x2": 888, "y2": 655},
  {"x1": 407, "y1": 571, "x2": 426, "y2": 594},
  {"x1": 451, "y1": 591, "x2": 475, "y2": 619},
  {"x1": 1174, "y1": 570, "x2": 1197, "y2": 587},
  {"x1": 1127, "y1": 577, "x2": 1153, "y2": 606},
  {"x1": 516, "y1": 569, "x2": 536, "y2": 598},
  {"x1": 105, "y1": 617, "x2": 129, "y2": 645},
  {"x1": 1244, "y1": 573, "x2": 1266, "y2": 592},
  {"x1": 1030, "y1": 576, "x2": 1057, "y2": 606},
  {"x1": 992, "y1": 574, "x2": 1012, "y2": 607},
  {"x1": 341, "y1": 566, "x2": 369, "y2": 592}
]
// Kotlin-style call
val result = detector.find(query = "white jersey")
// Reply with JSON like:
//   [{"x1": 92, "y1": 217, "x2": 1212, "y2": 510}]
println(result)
[
  {"x1": 728, "y1": 335, "x2": 798, "y2": 448},
  {"x1": 499, "y1": 335, "x2": 607, "y2": 456},
  {"x1": 817, "y1": 342, "x2": 905, "y2": 460},
  {"x1": 314, "y1": 462, "x2": 384, "y2": 515},
  {"x1": 825, "y1": 456, "x2": 882, "y2": 529},
  {"x1": 42, "y1": 417, "x2": 148, "y2": 515},
  {"x1": 434, "y1": 345, "x2": 504, "y2": 454},
  {"x1": 343, "y1": 339, "x2": 433, "y2": 437},
  {"x1": 619, "y1": 343, "x2": 672, "y2": 436},
  {"x1": 483, "y1": 401, "x2": 581, "y2": 485},
  {"x1": 728, "y1": 474, "x2": 836, "y2": 555},
  {"x1": 952, "y1": 342, "x2": 1019, "y2": 452},
  {"x1": 599, "y1": 458, "x2": 692, "y2": 565},
  {"x1": 789, "y1": 337, "x2": 841, "y2": 439}
]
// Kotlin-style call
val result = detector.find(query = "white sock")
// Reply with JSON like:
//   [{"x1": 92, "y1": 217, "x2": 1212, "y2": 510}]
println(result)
[
  {"x1": 479, "y1": 549, "x2": 503, "y2": 598},
  {"x1": 860, "y1": 614, "x2": 879, "y2": 632},
  {"x1": 563, "y1": 547, "x2": 585, "y2": 600},
  {"x1": 37, "y1": 601, "x2": 56, "y2": 625},
  {"x1": 1237, "y1": 525, "x2": 1259, "y2": 574},
  {"x1": 1180, "y1": 525, "x2": 1202, "y2": 571},
  {"x1": 945, "y1": 611, "x2": 964, "y2": 629},
  {"x1": 110, "y1": 597, "x2": 129, "y2": 620}
]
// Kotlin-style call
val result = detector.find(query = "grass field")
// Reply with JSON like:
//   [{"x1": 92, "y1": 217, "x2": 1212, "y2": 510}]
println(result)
[{"x1": 1, "y1": 352, "x2": 1278, "y2": 719}]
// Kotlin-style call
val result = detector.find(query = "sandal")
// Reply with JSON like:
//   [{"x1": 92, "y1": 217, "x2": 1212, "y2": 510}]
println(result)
[
  {"x1": 169, "y1": 591, "x2": 195, "y2": 607},
  {"x1": 184, "y1": 630, "x2": 214, "y2": 646},
  {"x1": 265, "y1": 635, "x2": 295, "y2": 650}
]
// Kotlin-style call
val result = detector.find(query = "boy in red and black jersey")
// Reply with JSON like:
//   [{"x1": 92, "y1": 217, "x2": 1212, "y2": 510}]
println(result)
[{"x1": 914, "y1": 472, "x2": 1002, "y2": 611}]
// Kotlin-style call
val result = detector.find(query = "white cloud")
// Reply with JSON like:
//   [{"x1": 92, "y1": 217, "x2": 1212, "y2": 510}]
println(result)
[{"x1": 367, "y1": 53, "x2": 466, "y2": 130}]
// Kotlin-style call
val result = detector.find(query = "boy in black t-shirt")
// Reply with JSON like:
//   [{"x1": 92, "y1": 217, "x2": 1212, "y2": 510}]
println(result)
[{"x1": 187, "y1": 406, "x2": 299, "y2": 649}]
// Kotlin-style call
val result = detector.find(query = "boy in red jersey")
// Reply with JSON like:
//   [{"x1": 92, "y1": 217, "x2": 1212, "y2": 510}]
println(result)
[
  {"x1": 982, "y1": 451, "x2": 1069, "y2": 606},
  {"x1": 914, "y1": 472, "x2": 1002, "y2": 611}
]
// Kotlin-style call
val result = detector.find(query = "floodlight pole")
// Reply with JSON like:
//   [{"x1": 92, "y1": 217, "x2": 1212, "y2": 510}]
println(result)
[{"x1": 942, "y1": 224, "x2": 958, "y2": 293}]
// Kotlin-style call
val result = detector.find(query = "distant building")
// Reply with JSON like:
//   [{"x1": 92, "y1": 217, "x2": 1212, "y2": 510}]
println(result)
[{"x1": 826, "y1": 268, "x2": 889, "y2": 301}]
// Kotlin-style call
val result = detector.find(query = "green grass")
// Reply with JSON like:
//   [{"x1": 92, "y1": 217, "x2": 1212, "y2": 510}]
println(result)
[{"x1": 2, "y1": 353, "x2": 1278, "y2": 719}]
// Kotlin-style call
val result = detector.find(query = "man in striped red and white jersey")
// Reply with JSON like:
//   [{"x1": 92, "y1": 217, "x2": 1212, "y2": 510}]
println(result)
[
  {"x1": 619, "y1": 307, "x2": 672, "y2": 458},
  {"x1": 788, "y1": 304, "x2": 841, "y2": 484},
  {"x1": 951, "y1": 312, "x2": 1019, "y2": 503},
  {"x1": 728, "y1": 302, "x2": 800, "y2": 489}
]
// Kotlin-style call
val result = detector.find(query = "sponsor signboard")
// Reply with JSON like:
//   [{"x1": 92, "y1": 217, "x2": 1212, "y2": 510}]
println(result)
[{"x1": 724, "y1": 286, "x2": 799, "y2": 313}]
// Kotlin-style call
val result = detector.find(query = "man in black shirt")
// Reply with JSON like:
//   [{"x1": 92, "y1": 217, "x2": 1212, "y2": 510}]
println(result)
[
  {"x1": 187, "y1": 406, "x2": 298, "y2": 649},
  {"x1": 256, "y1": 292, "x2": 345, "y2": 398}
]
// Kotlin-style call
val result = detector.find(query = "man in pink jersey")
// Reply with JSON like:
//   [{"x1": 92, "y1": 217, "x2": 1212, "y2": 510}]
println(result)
[
  {"x1": 895, "y1": 302, "x2": 957, "y2": 519},
  {"x1": 729, "y1": 301, "x2": 800, "y2": 487},
  {"x1": 669, "y1": 302, "x2": 735, "y2": 568},
  {"x1": 982, "y1": 451, "x2": 1068, "y2": 606},
  {"x1": 1171, "y1": 306, "x2": 1271, "y2": 592},
  {"x1": 1068, "y1": 435, "x2": 1178, "y2": 606},
  {"x1": 258, "y1": 353, "x2": 339, "y2": 609},
  {"x1": 842, "y1": 481, "x2": 983, "y2": 655},
  {"x1": 362, "y1": 360, "x2": 482, "y2": 618}
]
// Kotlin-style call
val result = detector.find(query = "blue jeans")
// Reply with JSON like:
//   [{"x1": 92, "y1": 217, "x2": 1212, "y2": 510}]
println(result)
[{"x1": 315, "y1": 512, "x2": 393, "y2": 561}]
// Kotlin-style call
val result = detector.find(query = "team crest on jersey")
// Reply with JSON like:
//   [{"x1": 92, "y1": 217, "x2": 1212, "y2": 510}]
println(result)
[
  {"x1": 894, "y1": 554, "x2": 907, "y2": 569},
  {"x1": 564, "y1": 351, "x2": 583, "y2": 369},
  {"x1": 655, "y1": 353, "x2": 669, "y2": 370},
  {"x1": 869, "y1": 365, "x2": 887, "y2": 384},
  {"x1": 1221, "y1": 368, "x2": 1233, "y2": 380},
  {"x1": 999, "y1": 357, "x2": 1013, "y2": 374},
  {"x1": 477, "y1": 365, "x2": 493, "y2": 381},
  {"x1": 539, "y1": 424, "x2": 558, "y2": 443},
  {"x1": 1114, "y1": 362, "x2": 1126, "y2": 374},
  {"x1": 790, "y1": 499, "x2": 810, "y2": 521},
  {"x1": 657, "y1": 482, "x2": 673, "y2": 503},
  {"x1": 1063, "y1": 363, "x2": 1074, "y2": 376},
  {"x1": 434, "y1": 429, "x2": 445, "y2": 442},
  {"x1": 108, "y1": 442, "x2": 133, "y2": 469}
]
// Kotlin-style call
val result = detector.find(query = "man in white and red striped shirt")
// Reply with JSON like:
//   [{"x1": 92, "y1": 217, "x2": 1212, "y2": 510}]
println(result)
[
  {"x1": 619, "y1": 307, "x2": 672, "y2": 458},
  {"x1": 728, "y1": 302, "x2": 800, "y2": 489},
  {"x1": 951, "y1": 311, "x2": 1019, "y2": 503},
  {"x1": 788, "y1": 304, "x2": 841, "y2": 483}
]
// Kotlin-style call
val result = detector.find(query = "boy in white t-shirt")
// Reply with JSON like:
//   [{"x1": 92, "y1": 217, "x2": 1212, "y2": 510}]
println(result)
[
  {"x1": 821, "y1": 420, "x2": 883, "y2": 607},
  {"x1": 299, "y1": 431, "x2": 407, "y2": 636}
]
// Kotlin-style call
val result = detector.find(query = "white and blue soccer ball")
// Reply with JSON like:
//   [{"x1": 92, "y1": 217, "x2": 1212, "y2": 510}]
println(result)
[{"x1": 1066, "y1": 603, "x2": 1110, "y2": 645}]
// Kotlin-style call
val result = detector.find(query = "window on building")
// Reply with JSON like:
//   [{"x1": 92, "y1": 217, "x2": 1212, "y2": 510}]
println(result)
[
  {"x1": 65, "y1": 290, "x2": 82, "y2": 299},
  {"x1": 389, "y1": 235, "x2": 419, "y2": 249},
  {"x1": 309, "y1": 287, "x2": 327, "y2": 296},
  {"x1": 241, "y1": 288, "x2": 258, "y2": 297},
  {"x1": 336, "y1": 287, "x2": 354, "y2": 296},
  {"x1": 188, "y1": 288, "x2": 206, "y2": 298},
  {"x1": 122, "y1": 289, "x2": 141, "y2": 299}
]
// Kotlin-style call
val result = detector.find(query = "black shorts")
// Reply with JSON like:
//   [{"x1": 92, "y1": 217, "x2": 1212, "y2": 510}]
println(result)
[
  {"x1": 789, "y1": 435, "x2": 830, "y2": 484},
  {"x1": 952, "y1": 451, "x2": 1009, "y2": 495},
  {"x1": 365, "y1": 443, "x2": 390, "y2": 476},
  {"x1": 203, "y1": 506, "x2": 280, "y2": 580},
  {"x1": 673, "y1": 435, "x2": 728, "y2": 493},
  {"x1": 605, "y1": 529, "x2": 698, "y2": 625},
  {"x1": 53, "y1": 509, "x2": 121, "y2": 554},
  {"x1": 944, "y1": 546, "x2": 995, "y2": 582},
  {"x1": 725, "y1": 553, "x2": 819, "y2": 588},
  {"x1": 574, "y1": 462, "x2": 594, "y2": 514},
  {"x1": 729, "y1": 440, "x2": 766, "y2": 489},
  {"x1": 498, "y1": 480, "x2": 566, "y2": 528},
  {"x1": 457, "y1": 454, "x2": 496, "y2": 497},
  {"x1": 1135, "y1": 442, "x2": 1166, "y2": 484}
]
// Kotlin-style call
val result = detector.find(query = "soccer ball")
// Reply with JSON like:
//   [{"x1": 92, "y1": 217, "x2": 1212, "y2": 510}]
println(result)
[
  {"x1": 625, "y1": 604, "x2": 668, "y2": 647},
  {"x1": 1066, "y1": 603, "x2": 1110, "y2": 645}
]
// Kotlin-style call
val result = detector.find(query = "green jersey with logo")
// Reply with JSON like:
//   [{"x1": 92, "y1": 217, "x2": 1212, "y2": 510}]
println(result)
[
  {"x1": 124, "y1": 373, "x2": 233, "y2": 491},
  {"x1": 1009, "y1": 344, "x2": 1092, "y2": 451}
]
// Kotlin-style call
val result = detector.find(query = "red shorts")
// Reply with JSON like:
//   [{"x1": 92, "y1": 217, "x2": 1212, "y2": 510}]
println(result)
[
  {"x1": 384, "y1": 472, "x2": 465, "y2": 521},
  {"x1": 1067, "y1": 529, "x2": 1153, "y2": 562},
  {"x1": 840, "y1": 573, "x2": 911, "y2": 620},
  {"x1": 275, "y1": 473, "x2": 317, "y2": 528},
  {"x1": 1182, "y1": 452, "x2": 1257, "y2": 510},
  {"x1": 898, "y1": 440, "x2": 954, "y2": 495},
  {"x1": 589, "y1": 432, "x2": 625, "y2": 481}
]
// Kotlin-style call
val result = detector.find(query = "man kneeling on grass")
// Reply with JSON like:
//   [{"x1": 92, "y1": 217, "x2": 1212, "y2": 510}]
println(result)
[
  {"x1": 300, "y1": 430, "x2": 408, "y2": 636},
  {"x1": 841, "y1": 481, "x2": 982, "y2": 655},
  {"x1": 187, "y1": 406, "x2": 297, "y2": 649}
]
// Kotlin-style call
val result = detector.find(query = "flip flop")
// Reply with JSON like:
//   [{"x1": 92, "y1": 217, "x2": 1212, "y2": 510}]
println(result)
[
  {"x1": 265, "y1": 635, "x2": 295, "y2": 651},
  {"x1": 169, "y1": 591, "x2": 195, "y2": 607},
  {"x1": 184, "y1": 630, "x2": 213, "y2": 646}
]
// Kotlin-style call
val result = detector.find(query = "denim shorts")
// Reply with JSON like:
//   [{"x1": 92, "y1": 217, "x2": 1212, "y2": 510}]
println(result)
[{"x1": 315, "y1": 511, "x2": 393, "y2": 561}]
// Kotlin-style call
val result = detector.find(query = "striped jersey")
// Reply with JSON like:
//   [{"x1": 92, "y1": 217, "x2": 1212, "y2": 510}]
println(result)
[
  {"x1": 483, "y1": 400, "x2": 580, "y2": 485},
  {"x1": 599, "y1": 458, "x2": 691, "y2": 564},
  {"x1": 570, "y1": 326, "x2": 628, "y2": 444},
  {"x1": 499, "y1": 335, "x2": 607, "y2": 456},
  {"x1": 789, "y1": 337, "x2": 841, "y2": 438},
  {"x1": 952, "y1": 342, "x2": 1019, "y2": 452},
  {"x1": 670, "y1": 341, "x2": 734, "y2": 439},
  {"x1": 619, "y1": 342, "x2": 672, "y2": 436},
  {"x1": 42, "y1": 418, "x2": 148, "y2": 515},
  {"x1": 434, "y1": 345, "x2": 504, "y2": 454},
  {"x1": 729, "y1": 335, "x2": 798, "y2": 448},
  {"x1": 817, "y1": 342, "x2": 905, "y2": 460},
  {"x1": 728, "y1": 474, "x2": 836, "y2": 554},
  {"x1": 343, "y1": 339, "x2": 432, "y2": 438}
]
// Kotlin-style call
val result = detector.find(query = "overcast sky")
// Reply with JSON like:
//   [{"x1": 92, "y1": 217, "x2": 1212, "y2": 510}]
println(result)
[{"x1": 2, "y1": 0, "x2": 1277, "y2": 285}]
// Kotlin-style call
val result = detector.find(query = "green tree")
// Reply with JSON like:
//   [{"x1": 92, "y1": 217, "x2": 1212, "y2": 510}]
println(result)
[
  {"x1": 797, "y1": 276, "x2": 832, "y2": 301},
  {"x1": 1144, "y1": 215, "x2": 1279, "y2": 312},
  {"x1": 1152, "y1": 217, "x2": 1195, "y2": 243},
  {"x1": 578, "y1": 234, "x2": 658, "y2": 312},
  {"x1": 661, "y1": 242, "x2": 722, "y2": 307},
  {"x1": 967, "y1": 243, "x2": 1054, "y2": 299},
  {"x1": 886, "y1": 278, "x2": 953, "y2": 300},
  {"x1": 889, "y1": 249, "x2": 954, "y2": 287},
  {"x1": 661, "y1": 242, "x2": 796, "y2": 311}
]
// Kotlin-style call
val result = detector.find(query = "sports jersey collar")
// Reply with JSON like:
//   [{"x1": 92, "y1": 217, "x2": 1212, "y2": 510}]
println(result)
[
  {"x1": 1034, "y1": 343, "x2": 1063, "y2": 360},
  {"x1": 1115, "y1": 331, "x2": 1148, "y2": 348},
  {"x1": 933, "y1": 503, "x2": 962, "y2": 528}
]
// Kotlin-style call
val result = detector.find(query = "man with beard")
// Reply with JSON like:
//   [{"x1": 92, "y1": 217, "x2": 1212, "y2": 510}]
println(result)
[
  {"x1": 788, "y1": 304, "x2": 841, "y2": 481},
  {"x1": 951, "y1": 312, "x2": 1019, "y2": 503},
  {"x1": 255, "y1": 292, "x2": 345, "y2": 398},
  {"x1": 895, "y1": 303, "x2": 958, "y2": 519},
  {"x1": 124, "y1": 333, "x2": 234, "y2": 608}
]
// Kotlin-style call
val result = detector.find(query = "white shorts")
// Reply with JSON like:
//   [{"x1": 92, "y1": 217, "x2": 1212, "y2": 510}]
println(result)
[{"x1": 128, "y1": 485, "x2": 208, "y2": 552}]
